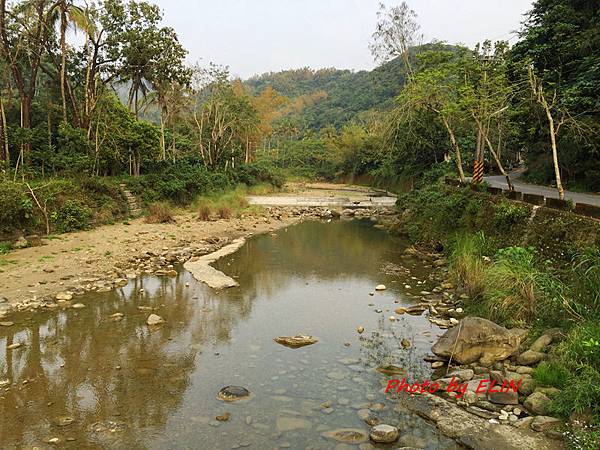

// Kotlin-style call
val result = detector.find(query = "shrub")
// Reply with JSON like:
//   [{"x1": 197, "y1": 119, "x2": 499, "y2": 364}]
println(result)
[
  {"x1": 493, "y1": 201, "x2": 531, "y2": 232},
  {"x1": 145, "y1": 202, "x2": 174, "y2": 224},
  {"x1": 558, "y1": 321, "x2": 600, "y2": 371},
  {"x1": 198, "y1": 204, "x2": 212, "y2": 221},
  {"x1": 0, "y1": 180, "x2": 31, "y2": 232},
  {"x1": 217, "y1": 206, "x2": 232, "y2": 219},
  {"x1": 235, "y1": 160, "x2": 285, "y2": 188},
  {"x1": 51, "y1": 200, "x2": 92, "y2": 232}
]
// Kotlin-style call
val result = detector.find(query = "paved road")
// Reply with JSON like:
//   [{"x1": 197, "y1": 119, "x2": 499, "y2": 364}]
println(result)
[{"x1": 485, "y1": 172, "x2": 600, "y2": 207}]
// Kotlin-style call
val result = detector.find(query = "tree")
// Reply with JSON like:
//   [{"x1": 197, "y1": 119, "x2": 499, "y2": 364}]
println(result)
[
  {"x1": 55, "y1": 0, "x2": 90, "y2": 124},
  {"x1": 370, "y1": 1, "x2": 423, "y2": 77},
  {"x1": 528, "y1": 66, "x2": 572, "y2": 200},
  {"x1": 511, "y1": 0, "x2": 600, "y2": 190},
  {"x1": 192, "y1": 66, "x2": 260, "y2": 168},
  {"x1": 0, "y1": 0, "x2": 54, "y2": 170},
  {"x1": 464, "y1": 41, "x2": 517, "y2": 190},
  {"x1": 397, "y1": 49, "x2": 469, "y2": 182}
]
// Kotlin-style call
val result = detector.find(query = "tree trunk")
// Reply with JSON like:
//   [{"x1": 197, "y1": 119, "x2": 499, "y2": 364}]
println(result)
[
  {"x1": 60, "y1": 1, "x2": 68, "y2": 123},
  {"x1": 475, "y1": 118, "x2": 514, "y2": 191},
  {"x1": 547, "y1": 115, "x2": 565, "y2": 200},
  {"x1": 160, "y1": 114, "x2": 166, "y2": 160},
  {"x1": 441, "y1": 117, "x2": 465, "y2": 183},
  {"x1": 0, "y1": 97, "x2": 8, "y2": 163}
]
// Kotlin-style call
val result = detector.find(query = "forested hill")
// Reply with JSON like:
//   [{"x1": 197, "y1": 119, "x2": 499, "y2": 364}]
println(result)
[{"x1": 244, "y1": 55, "x2": 408, "y2": 130}]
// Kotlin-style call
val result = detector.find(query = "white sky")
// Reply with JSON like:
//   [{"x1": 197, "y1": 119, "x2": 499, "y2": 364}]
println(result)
[{"x1": 151, "y1": 0, "x2": 535, "y2": 78}]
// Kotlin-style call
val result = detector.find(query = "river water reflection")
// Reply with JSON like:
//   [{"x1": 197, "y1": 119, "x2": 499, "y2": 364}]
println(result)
[{"x1": 0, "y1": 220, "x2": 459, "y2": 449}]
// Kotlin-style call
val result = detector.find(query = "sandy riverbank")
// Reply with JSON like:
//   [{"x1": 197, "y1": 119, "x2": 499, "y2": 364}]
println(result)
[{"x1": 0, "y1": 209, "x2": 299, "y2": 309}]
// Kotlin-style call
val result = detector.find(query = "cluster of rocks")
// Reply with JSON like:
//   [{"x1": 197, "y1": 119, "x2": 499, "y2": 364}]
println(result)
[
  {"x1": 262, "y1": 205, "x2": 396, "y2": 221},
  {"x1": 427, "y1": 317, "x2": 566, "y2": 439}
]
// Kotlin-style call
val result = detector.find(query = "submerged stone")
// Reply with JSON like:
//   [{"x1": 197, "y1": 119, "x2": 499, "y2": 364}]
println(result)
[
  {"x1": 321, "y1": 428, "x2": 369, "y2": 444},
  {"x1": 146, "y1": 314, "x2": 165, "y2": 326},
  {"x1": 376, "y1": 364, "x2": 406, "y2": 376},
  {"x1": 217, "y1": 386, "x2": 251, "y2": 402}
]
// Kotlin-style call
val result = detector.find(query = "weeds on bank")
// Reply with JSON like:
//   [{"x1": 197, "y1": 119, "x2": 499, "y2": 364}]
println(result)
[
  {"x1": 145, "y1": 202, "x2": 175, "y2": 224},
  {"x1": 448, "y1": 232, "x2": 600, "y2": 441},
  {"x1": 533, "y1": 361, "x2": 569, "y2": 389},
  {"x1": 448, "y1": 233, "x2": 576, "y2": 328},
  {"x1": 448, "y1": 233, "x2": 487, "y2": 300},
  {"x1": 194, "y1": 186, "x2": 261, "y2": 221}
]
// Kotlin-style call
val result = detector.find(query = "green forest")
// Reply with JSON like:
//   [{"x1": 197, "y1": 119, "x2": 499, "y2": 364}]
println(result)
[{"x1": 1, "y1": 0, "x2": 599, "y2": 235}]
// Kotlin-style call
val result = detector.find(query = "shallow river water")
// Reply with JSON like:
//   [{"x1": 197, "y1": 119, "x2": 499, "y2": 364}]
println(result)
[{"x1": 0, "y1": 219, "x2": 459, "y2": 449}]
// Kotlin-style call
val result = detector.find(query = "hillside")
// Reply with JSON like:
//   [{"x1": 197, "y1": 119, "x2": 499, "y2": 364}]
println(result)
[{"x1": 244, "y1": 56, "x2": 408, "y2": 130}]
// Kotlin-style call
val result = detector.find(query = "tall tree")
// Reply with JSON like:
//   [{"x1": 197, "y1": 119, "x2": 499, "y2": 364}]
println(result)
[
  {"x1": 370, "y1": 1, "x2": 423, "y2": 77},
  {"x1": 464, "y1": 40, "x2": 516, "y2": 190},
  {"x1": 396, "y1": 48, "x2": 469, "y2": 182},
  {"x1": 0, "y1": 0, "x2": 53, "y2": 170}
]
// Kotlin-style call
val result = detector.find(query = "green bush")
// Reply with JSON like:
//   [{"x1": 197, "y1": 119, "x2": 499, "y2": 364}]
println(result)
[
  {"x1": 493, "y1": 201, "x2": 531, "y2": 232},
  {"x1": 0, "y1": 180, "x2": 31, "y2": 233},
  {"x1": 236, "y1": 159, "x2": 285, "y2": 188},
  {"x1": 52, "y1": 200, "x2": 92, "y2": 232},
  {"x1": 558, "y1": 321, "x2": 600, "y2": 371}
]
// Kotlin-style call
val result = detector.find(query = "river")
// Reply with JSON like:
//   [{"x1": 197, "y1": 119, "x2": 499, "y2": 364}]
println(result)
[{"x1": 0, "y1": 219, "x2": 459, "y2": 449}]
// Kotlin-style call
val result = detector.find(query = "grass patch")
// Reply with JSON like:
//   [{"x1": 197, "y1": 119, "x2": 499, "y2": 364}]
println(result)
[
  {"x1": 217, "y1": 206, "x2": 232, "y2": 219},
  {"x1": 448, "y1": 232, "x2": 488, "y2": 300},
  {"x1": 533, "y1": 361, "x2": 569, "y2": 389},
  {"x1": 246, "y1": 182, "x2": 280, "y2": 195},
  {"x1": 0, "y1": 258, "x2": 18, "y2": 267},
  {"x1": 145, "y1": 202, "x2": 175, "y2": 224},
  {"x1": 572, "y1": 248, "x2": 600, "y2": 316},
  {"x1": 0, "y1": 242, "x2": 12, "y2": 254},
  {"x1": 483, "y1": 246, "x2": 575, "y2": 327},
  {"x1": 193, "y1": 186, "x2": 256, "y2": 221},
  {"x1": 198, "y1": 203, "x2": 211, "y2": 221}
]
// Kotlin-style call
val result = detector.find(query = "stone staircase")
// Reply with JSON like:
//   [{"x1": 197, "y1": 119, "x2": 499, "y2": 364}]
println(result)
[{"x1": 119, "y1": 183, "x2": 142, "y2": 217}]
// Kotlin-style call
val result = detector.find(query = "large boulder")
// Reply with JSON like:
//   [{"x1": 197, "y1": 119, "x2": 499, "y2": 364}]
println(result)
[{"x1": 431, "y1": 317, "x2": 527, "y2": 365}]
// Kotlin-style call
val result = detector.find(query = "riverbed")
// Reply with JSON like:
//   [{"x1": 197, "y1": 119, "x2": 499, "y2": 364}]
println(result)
[{"x1": 0, "y1": 219, "x2": 459, "y2": 449}]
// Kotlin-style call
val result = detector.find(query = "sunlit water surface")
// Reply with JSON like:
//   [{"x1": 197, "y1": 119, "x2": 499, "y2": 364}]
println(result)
[{"x1": 0, "y1": 220, "x2": 459, "y2": 449}]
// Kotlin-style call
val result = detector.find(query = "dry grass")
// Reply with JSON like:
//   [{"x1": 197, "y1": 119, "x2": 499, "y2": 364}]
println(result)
[
  {"x1": 198, "y1": 204, "x2": 212, "y2": 221},
  {"x1": 145, "y1": 202, "x2": 174, "y2": 224},
  {"x1": 217, "y1": 206, "x2": 232, "y2": 219}
]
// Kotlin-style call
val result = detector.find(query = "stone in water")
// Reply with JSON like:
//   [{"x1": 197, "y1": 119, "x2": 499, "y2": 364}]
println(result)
[
  {"x1": 146, "y1": 314, "x2": 165, "y2": 326},
  {"x1": 370, "y1": 424, "x2": 399, "y2": 443},
  {"x1": 217, "y1": 386, "x2": 251, "y2": 402},
  {"x1": 274, "y1": 335, "x2": 318, "y2": 348}
]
